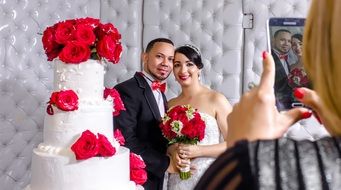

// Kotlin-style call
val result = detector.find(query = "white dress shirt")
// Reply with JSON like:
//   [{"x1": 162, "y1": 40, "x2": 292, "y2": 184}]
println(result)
[{"x1": 142, "y1": 71, "x2": 165, "y2": 117}]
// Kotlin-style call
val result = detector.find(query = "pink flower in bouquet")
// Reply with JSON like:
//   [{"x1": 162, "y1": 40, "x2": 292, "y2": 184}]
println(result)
[
  {"x1": 97, "y1": 133, "x2": 116, "y2": 157},
  {"x1": 114, "y1": 129, "x2": 125, "y2": 146},
  {"x1": 129, "y1": 153, "x2": 147, "y2": 185},
  {"x1": 46, "y1": 90, "x2": 79, "y2": 115},
  {"x1": 104, "y1": 87, "x2": 126, "y2": 116},
  {"x1": 71, "y1": 130, "x2": 99, "y2": 160},
  {"x1": 288, "y1": 67, "x2": 310, "y2": 88},
  {"x1": 42, "y1": 17, "x2": 122, "y2": 64}
]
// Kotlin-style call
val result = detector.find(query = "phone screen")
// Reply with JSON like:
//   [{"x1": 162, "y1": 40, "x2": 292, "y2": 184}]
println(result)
[{"x1": 267, "y1": 18, "x2": 311, "y2": 111}]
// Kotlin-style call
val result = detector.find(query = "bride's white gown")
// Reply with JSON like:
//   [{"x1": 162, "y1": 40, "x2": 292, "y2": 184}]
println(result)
[{"x1": 167, "y1": 112, "x2": 222, "y2": 190}]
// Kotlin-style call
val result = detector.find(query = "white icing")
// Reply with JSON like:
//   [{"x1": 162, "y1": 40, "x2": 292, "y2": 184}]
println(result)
[
  {"x1": 29, "y1": 59, "x2": 135, "y2": 190},
  {"x1": 43, "y1": 102, "x2": 115, "y2": 148},
  {"x1": 30, "y1": 147, "x2": 136, "y2": 190},
  {"x1": 53, "y1": 59, "x2": 105, "y2": 101}
]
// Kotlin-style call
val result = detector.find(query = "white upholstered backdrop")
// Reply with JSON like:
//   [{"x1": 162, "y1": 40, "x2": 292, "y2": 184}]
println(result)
[{"x1": 0, "y1": 0, "x2": 319, "y2": 189}]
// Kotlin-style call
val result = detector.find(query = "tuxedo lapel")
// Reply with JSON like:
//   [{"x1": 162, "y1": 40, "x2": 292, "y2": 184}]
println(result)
[
  {"x1": 272, "y1": 52, "x2": 288, "y2": 79},
  {"x1": 161, "y1": 92, "x2": 168, "y2": 112},
  {"x1": 134, "y1": 72, "x2": 161, "y2": 121}
]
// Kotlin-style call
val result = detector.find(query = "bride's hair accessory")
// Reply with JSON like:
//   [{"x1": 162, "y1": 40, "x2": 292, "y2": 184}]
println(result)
[{"x1": 184, "y1": 44, "x2": 201, "y2": 57}]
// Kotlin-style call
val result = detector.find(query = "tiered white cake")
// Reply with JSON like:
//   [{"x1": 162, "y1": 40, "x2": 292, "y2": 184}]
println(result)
[{"x1": 28, "y1": 59, "x2": 135, "y2": 190}]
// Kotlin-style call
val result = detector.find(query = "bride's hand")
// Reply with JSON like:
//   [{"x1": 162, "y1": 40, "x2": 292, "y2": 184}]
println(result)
[
  {"x1": 226, "y1": 51, "x2": 312, "y2": 147},
  {"x1": 178, "y1": 144, "x2": 200, "y2": 159}
]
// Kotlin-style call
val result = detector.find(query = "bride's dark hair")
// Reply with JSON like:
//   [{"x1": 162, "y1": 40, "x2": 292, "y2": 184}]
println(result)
[{"x1": 175, "y1": 45, "x2": 203, "y2": 69}]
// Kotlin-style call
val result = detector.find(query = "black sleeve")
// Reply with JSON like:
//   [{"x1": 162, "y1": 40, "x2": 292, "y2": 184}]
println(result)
[
  {"x1": 194, "y1": 140, "x2": 255, "y2": 190},
  {"x1": 114, "y1": 84, "x2": 170, "y2": 178}
]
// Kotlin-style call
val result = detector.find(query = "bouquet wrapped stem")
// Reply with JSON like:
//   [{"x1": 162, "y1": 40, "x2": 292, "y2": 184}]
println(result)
[{"x1": 179, "y1": 159, "x2": 191, "y2": 180}]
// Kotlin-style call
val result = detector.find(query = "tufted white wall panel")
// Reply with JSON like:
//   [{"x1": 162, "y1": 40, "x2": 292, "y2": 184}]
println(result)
[
  {"x1": 143, "y1": 0, "x2": 243, "y2": 104},
  {"x1": 101, "y1": 0, "x2": 143, "y2": 88}
]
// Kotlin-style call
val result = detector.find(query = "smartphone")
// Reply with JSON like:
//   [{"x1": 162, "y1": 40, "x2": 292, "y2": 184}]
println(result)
[{"x1": 266, "y1": 18, "x2": 311, "y2": 111}]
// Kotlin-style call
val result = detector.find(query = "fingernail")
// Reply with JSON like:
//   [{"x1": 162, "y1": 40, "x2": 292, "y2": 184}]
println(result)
[
  {"x1": 262, "y1": 51, "x2": 267, "y2": 60},
  {"x1": 301, "y1": 111, "x2": 312, "y2": 119},
  {"x1": 294, "y1": 88, "x2": 304, "y2": 99}
]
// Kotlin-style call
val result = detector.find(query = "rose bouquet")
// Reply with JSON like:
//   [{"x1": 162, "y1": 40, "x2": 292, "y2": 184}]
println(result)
[
  {"x1": 160, "y1": 105, "x2": 206, "y2": 180},
  {"x1": 42, "y1": 17, "x2": 122, "y2": 64},
  {"x1": 288, "y1": 67, "x2": 310, "y2": 88}
]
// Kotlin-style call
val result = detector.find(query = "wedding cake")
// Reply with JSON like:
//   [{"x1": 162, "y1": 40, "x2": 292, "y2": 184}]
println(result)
[
  {"x1": 25, "y1": 17, "x2": 141, "y2": 190},
  {"x1": 27, "y1": 59, "x2": 136, "y2": 190}
]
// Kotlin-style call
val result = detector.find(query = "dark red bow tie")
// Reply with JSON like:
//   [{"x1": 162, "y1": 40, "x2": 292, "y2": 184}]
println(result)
[
  {"x1": 279, "y1": 54, "x2": 288, "y2": 61},
  {"x1": 152, "y1": 81, "x2": 166, "y2": 93}
]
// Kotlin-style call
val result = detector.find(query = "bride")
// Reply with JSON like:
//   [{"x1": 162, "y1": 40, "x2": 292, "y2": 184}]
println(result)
[{"x1": 167, "y1": 44, "x2": 232, "y2": 190}]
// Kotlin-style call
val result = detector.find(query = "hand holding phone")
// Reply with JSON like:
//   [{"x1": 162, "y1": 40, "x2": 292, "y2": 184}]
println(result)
[{"x1": 266, "y1": 17, "x2": 311, "y2": 111}]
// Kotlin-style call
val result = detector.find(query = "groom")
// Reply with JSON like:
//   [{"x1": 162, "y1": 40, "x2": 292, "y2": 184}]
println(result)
[{"x1": 114, "y1": 38, "x2": 176, "y2": 190}]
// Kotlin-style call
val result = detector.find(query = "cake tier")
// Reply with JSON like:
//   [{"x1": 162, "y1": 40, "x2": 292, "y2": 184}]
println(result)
[
  {"x1": 29, "y1": 146, "x2": 136, "y2": 190},
  {"x1": 43, "y1": 102, "x2": 116, "y2": 150},
  {"x1": 54, "y1": 59, "x2": 105, "y2": 101}
]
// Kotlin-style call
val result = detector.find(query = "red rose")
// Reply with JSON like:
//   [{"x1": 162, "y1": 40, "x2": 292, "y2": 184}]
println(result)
[
  {"x1": 76, "y1": 17, "x2": 100, "y2": 29},
  {"x1": 55, "y1": 90, "x2": 79, "y2": 111},
  {"x1": 114, "y1": 129, "x2": 125, "y2": 146},
  {"x1": 130, "y1": 169, "x2": 147, "y2": 185},
  {"x1": 96, "y1": 35, "x2": 122, "y2": 64},
  {"x1": 160, "y1": 121, "x2": 177, "y2": 140},
  {"x1": 111, "y1": 43, "x2": 123, "y2": 64},
  {"x1": 97, "y1": 133, "x2": 116, "y2": 157},
  {"x1": 74, "y1": 24, "x2": 96, "y2": 45},
  {"x1": 130, "y1": 153, "x2": 146, "y2": 169},
  {"x1": 59, "y1": 41, "x2": 90, "y2": 63},
  {"x1": 42, "y1": 26, "x2": 63, "y2": 61},
  {"x1": 71, "y1": 130, "x2": 99, "y2": 160},
  {"x1": 96, "y1": 23, "x2": 121, "y2": 40},
  {"x1": 49, "y1": 91, "x2": 59, "y2": 104},
  {"x1": 55, "y1": 21, "x2": 75, "y2": 45},
  {"x1": 104, "y1": 87, "x2": 126, "y2": 116}
]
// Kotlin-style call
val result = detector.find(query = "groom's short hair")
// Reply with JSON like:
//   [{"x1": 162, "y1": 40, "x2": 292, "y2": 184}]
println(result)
[{"x1": 145, "y1": 38, "x2": 174, "y2": 53}]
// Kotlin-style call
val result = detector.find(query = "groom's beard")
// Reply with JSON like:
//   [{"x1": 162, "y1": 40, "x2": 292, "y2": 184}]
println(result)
[{"x1": 146, "y1": 67, "x2": 171, "y2": 81}]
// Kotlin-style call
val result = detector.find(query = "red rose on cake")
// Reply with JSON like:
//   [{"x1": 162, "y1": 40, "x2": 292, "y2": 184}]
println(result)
[
  {"x1": 130, "y1": 153, "x2": 147, "y2": 185},
  {"x1": 114, "y1": 129, "x2": 125, "y2": 146},
  {"x1": 98, "y1": 133, "x2": 116, "y2": 157},
  {"x1": 71, "y1": 130, "x2": 99, "y2": 160},
  {"x1": 104, "y1": 87, "x2": 126, "y2": 116},
  {"x1": 71, "y1": 130, "x2": 117, "y2": 160},
  {"x1": 42, "y1": 17, "x2": 122, "y2": 64},
  {"x1": 58, "y1": 41, "x2": 91, "y2": 63},
  {"x1": 46, "y1": 90, "x2": 79, "y2": 115}
]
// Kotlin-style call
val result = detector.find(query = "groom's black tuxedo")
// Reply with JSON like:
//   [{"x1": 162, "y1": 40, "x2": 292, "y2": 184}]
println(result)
[
  {"x1": 272, "y1": 51, "x2": 294, "y2": 110},
  {"x1": 114, "y1": 72, "x2": 170, "y2": 190}
]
